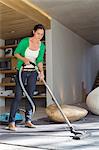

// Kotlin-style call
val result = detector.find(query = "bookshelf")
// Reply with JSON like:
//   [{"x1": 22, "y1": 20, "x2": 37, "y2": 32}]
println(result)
[{"x1": 0, "y1": 44, "x2": 46, "y2": 107}]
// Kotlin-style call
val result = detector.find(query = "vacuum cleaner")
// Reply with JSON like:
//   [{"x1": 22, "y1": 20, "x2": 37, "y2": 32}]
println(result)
[{"x1": 19, "y1": 62, "x2": 89, "y2": 140}]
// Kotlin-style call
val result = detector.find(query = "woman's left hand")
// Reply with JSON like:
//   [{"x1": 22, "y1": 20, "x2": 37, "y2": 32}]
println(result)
[{"x1": 38, "y1": 71, "x2": 44, "y2": 81}]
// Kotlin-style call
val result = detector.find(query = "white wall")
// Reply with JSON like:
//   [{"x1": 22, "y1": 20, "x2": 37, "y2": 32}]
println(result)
[
  {"x1": 46, "y1": 29, "x2": 53, "y2": 106},
  {"x1": 46, "y1": 19, "x2": 92, "y2": 105}
]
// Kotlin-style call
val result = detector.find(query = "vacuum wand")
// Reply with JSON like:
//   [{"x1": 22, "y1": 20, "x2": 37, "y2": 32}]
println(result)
[
  {"x1": 41, "y1": 79, "x2": 86, "y2": 140},
  {"x1": 29, "y1": 62, "x2": 88, "y2": 140}
]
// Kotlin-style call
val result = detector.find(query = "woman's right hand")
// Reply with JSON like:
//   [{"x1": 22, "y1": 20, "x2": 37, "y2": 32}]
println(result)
[
  {"x1": 23, "y1": 57, "x2": 30, "y2": 65},
  {"x1": 14, "y1": 54, "x2": 30, "y2": 65}
]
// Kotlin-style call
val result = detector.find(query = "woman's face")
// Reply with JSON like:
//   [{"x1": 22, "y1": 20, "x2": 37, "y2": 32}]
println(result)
[{"x1": 33, "y1": 29, "x2": 44, "y2": 41}]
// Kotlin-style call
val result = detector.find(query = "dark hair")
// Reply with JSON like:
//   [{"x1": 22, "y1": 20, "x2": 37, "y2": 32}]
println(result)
[{"x1": 33, "y1": 24, "x2": 45, "y2": 32}]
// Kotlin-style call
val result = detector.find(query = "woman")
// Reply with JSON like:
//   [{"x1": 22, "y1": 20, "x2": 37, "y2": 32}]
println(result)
[{"x1": 8, "y1": 24, "x2": 45, "y2": 131}]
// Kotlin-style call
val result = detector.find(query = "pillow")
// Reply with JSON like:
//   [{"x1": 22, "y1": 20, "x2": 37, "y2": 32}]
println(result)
[
  {"x1": 86, "y1": 87, "x2": 99, "y2": 115},
  {"x1": 46, "y1": 104, "x2": 88, "y2": 122}
]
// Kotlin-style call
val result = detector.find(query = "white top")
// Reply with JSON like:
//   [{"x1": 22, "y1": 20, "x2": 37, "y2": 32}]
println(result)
[{"x1": 24, "y1": 47, "x2": 40, "y2": 69}]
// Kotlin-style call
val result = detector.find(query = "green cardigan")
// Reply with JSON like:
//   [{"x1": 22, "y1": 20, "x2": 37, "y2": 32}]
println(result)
[{"x1": 14, "y1": 37, "x2": 45, "y2": 70}]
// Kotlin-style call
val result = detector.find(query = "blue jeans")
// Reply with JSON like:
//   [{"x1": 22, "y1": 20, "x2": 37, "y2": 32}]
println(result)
[{"x1": 9, "y1": 70, "x2": 38, "y2": 123}]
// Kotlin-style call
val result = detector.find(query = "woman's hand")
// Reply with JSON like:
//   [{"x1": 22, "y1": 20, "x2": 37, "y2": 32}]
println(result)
[
  {"x1": 14, "y1": 54, "x2": 30, "y2": 65},
  {"x1": 23, "y1": 57, "x2": 30, "y2": 65},
  {"x1": 37, "y1": 62, "x2": 44, "y2": 81},
  {"x1": 38, "y1": 71, "x2": 44, "y2": 81}
]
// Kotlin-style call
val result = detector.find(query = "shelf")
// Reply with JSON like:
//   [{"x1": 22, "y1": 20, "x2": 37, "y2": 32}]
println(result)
[
  {"x1": 0, "y1": 83, "x2": 15, "y2": 86},
  {"x1": 0, "y1": 42, "x2": 46, "y2": 104},
  {"x1": 0, "y1": 70, "x2": 17, "y2": 74},
  {"x1": 0, "y1": 95, "x2": 46, "y2": 99},
  {"x1": 0, "y1": 44, "x2": 17, "y2": 49},
  {"x1": 0, "y1": 56, "x2": 15, "y2": 59},
  {"x1": 36, "y1": 81, "x2": 45, "y2": 85},
  {"x1": 0, "y1": 81, "x2": 44, "y2": 86}
]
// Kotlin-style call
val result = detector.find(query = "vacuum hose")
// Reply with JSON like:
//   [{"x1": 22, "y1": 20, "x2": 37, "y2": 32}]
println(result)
[{"x1": 19, "y1": 65, "x2": 36, "y2": 115}]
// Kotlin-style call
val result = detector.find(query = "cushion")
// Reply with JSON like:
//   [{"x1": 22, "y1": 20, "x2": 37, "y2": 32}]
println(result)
[
  {"x1": 86, "y1": 87, "x2": 99, "y2": 115},
  {"x1": 46, "y1": 104, "x2": 88, "y2": 122}
]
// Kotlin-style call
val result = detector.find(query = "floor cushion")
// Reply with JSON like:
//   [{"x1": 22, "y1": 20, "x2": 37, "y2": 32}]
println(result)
[
  {"x1": 86, "y1": 87, "x2": 99, "y2": 115},
  {"x1": 46, "y1": 104, "x2": 88, "y2": 122}
]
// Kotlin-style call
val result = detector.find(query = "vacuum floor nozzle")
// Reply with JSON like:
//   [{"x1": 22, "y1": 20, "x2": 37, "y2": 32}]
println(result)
[
  {"x1": 72, "y1": 131, "x2": 90, "y2": 140},
  {"x1": 70, "y1": 127, "x2": 90, "y2": 140}
]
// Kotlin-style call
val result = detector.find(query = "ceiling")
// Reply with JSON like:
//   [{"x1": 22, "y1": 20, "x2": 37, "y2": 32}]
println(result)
[
  {"x1": 0, "y1": 3, "x2": 37, "y2": 40},
  {"x1": 0, "y1": 0, "x2": 99, "y2": 45},
  {"x1": 0, "y1": 0, "x2": 50, "y2": 40},
  {"x1": 31, "y1": 0, "x2": 99, "y2": 45}
]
